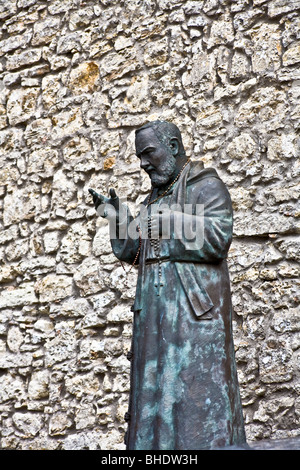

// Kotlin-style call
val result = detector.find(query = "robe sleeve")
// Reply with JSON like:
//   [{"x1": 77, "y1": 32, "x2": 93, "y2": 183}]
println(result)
[
  {"x1": 169, "y1": 177, "x2": 233, "y2": 263},
  {"x1": 109, "y1": 206, "x2": 141, "y2": 265}
]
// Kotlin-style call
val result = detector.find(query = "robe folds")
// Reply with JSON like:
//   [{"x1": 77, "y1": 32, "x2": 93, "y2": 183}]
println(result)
[{"x1": 110, "y1": 161, "x2": 246, "y2": 450}]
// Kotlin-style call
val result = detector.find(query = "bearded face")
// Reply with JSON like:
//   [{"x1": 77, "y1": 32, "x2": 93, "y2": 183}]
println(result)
[{"x1": 135, "y1": 127, "x2": 178, "y2": 188}]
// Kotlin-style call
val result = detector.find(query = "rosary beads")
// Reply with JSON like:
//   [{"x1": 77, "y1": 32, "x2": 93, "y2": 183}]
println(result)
[{"x1": 120, "y1": 160, "x2": 191, "y2": 274}]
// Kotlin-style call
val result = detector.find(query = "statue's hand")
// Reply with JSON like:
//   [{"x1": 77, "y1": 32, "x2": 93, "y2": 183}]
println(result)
[
  {"x1": 89, "y1": 188, "x2": 120, "y2": 220},
  {"x1": 89, "y1": 188, "x2": 107, "y2": 210}
]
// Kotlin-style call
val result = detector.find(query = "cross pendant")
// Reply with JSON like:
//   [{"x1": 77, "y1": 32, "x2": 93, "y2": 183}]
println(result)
[{"x1": 154, "y1": 277, "x2": 164, "y2": 296}]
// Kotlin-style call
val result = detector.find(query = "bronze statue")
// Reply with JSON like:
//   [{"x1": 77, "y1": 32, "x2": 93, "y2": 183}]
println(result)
[{"x1": 89, "y1": 120, "x2": 246, "y2": 450}]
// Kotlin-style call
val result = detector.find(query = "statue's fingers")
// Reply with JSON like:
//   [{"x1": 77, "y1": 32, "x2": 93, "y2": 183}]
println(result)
[
  {"x1": 109, "y1": 188, "x2": 117, "y2": 199},
  {"x1": 88, "y1": 188, "x2": 105, "y2": 207},
  {"x1": 89, "y1": 188, "x2": 100, "y2": 201}
]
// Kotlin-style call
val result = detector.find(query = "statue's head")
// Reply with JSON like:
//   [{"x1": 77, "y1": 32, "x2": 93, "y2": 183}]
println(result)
[{"x1": 135, "y1": 120, "x2": 187, "y2": 188}]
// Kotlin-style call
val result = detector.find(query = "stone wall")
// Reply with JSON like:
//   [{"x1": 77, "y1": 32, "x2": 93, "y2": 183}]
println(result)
[{"x1": 0, "y1": 0, "x2": 299, "y2": 450}]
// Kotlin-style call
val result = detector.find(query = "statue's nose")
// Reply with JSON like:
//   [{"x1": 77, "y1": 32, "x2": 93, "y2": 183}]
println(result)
[{"x1": 140, "y1": 157, "x2": 151, "y2": 171}]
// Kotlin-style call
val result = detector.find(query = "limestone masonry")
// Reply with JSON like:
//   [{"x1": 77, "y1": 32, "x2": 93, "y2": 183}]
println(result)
[{"x1": 0, "y1": 0, "x2": 299, "y2": 450}]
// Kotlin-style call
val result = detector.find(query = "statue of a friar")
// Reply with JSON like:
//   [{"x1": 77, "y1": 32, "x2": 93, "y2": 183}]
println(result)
[{"x1": 89, "y1": 120, "x2": 246, "y2": 450}]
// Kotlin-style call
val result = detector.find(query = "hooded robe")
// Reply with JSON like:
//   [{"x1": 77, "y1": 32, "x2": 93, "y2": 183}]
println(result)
[{"x1": 110, "y1": 161, "x2": 246, "y2": 450}]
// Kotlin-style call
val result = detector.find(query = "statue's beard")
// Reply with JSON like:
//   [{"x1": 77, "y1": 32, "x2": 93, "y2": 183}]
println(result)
[{"x1": 147, "y1": 158, "x2": 177, "y2": 188}]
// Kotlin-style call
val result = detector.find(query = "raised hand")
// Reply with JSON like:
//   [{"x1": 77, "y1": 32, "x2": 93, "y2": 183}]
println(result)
[{"x1": 88, "y1": 188, "x2": 120, "y2": 220}]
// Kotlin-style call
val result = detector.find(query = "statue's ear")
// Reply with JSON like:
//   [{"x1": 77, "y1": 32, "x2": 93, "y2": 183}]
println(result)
[{"x1": 169, "y1": 137, "x2": 179, "y2": 156}]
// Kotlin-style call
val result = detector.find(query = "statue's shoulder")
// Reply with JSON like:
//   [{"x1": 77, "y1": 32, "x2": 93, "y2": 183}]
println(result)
[{"x1": 187, "y1": 161, "x2": 220, "y2": 186}]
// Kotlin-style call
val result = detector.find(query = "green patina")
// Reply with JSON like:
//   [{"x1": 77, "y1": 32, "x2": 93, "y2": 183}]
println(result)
[
  {"x1": 93, "y1": 121, "x2": 246, "y2": 450},
  {"x1": 111, "y1": 160, "x2": 246, "y2": 450}
]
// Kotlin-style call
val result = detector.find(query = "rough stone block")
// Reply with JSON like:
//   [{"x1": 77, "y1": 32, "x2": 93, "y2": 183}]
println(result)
[
  {"x1": 268, "y1": 0, "x2": 300, "y2": 17},
  {"x1": 283, "y1": 42, "x2": 300, "y2": 66},
  {"x1": 3, "y1": 186, "x2": 41, "y2": 226},
  {"x1": 0, "y1": 283, "x2": 38, "y2": 309},
  {"x1": 32, "y1": 17, "x2": 61, "y2": 45},
  {"x1": 67, "y1": 62, "x2": 100, "y2": 94},
  {"x1": 6, "y1": 88, "x2": 39, "y2": 125},
  {"x1": 34, "y1": 275, "x2": 73, "y2": 302},
  {"x1": 6, "y1": 49, "x2": 42, "y2": 71}
]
